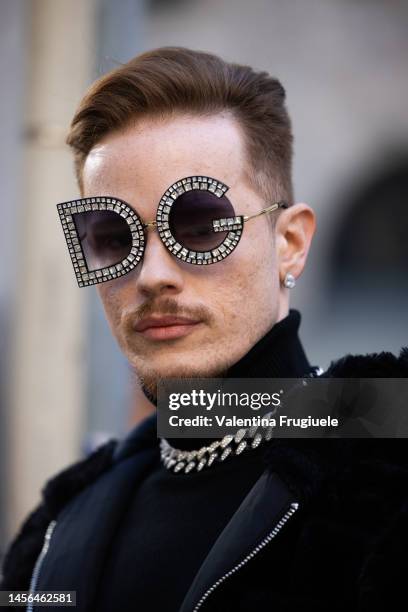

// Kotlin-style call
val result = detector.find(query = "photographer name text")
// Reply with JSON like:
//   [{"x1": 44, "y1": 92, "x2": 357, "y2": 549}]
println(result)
[{"x1": 168, "y1": 414, "x2": 339, "y2": 429}]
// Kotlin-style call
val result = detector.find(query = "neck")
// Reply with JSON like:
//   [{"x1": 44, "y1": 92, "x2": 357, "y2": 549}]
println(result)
[
  {"x1": 114, "y1": 309, "x2": 314, "y2": 458},
  {"x1": 164, "y1": 308, "x2": 312, "y2": 450},
  {"x1": 226, "y1": 308, "x2": 311, "y2": 379},
  {"x1": 141, "y1": 309, "x2": 311, "y2": 407}
]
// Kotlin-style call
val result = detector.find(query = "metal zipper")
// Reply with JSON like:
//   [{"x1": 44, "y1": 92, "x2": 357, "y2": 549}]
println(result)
[
  {"x1": 192, "y1": 502, "x2": 299, "y2": 612},
  {"x1": 26, "y1": 520, "x2": 57, "y2": 612}
]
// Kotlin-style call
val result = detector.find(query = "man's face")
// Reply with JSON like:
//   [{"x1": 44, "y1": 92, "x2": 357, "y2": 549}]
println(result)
[{"x1": 82, "y1": 112, "x2": 284, "y2": 391}]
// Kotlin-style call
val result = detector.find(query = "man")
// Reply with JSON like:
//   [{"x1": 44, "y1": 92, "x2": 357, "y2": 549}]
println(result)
[{"x1": 1, "y1": 47, "x2": 407, "y2": 611}]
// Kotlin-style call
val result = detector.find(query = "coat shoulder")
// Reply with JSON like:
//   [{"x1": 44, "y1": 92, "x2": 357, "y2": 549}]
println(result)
[
  {"x1": 263, "y1": 345, "x2": 408, "y2": 505},
  {"x1": 0, "y1": 439, "x2": 118, "y2": 590},
  {"x1": 322, "y1": 345, "x2": 408, "y2": 377}
]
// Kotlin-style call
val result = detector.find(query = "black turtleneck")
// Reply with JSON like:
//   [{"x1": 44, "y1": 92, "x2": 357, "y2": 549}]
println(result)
[
  {"x1": 96, "y1": 309, "x2": 314, "y2": 612},
  {"x1": 226, "y1": 308, "x2": 311, "y2": 378}
]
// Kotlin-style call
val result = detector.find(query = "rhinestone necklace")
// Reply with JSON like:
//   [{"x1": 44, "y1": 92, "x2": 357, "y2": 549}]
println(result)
[
  {"x1": 160, "y1": 366, "x2": 323, "y2": 475},
  {"x1": 160, "y1": 413, "x2": 275, "y2": 474}
]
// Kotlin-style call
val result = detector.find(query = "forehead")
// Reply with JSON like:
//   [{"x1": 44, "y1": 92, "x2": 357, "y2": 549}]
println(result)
[{"x1": 82, "y1": 112, "x2": 248, "y2": 200}]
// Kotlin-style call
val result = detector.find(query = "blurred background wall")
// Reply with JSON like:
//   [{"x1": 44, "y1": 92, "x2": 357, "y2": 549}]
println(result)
[{"x1": 0, "y1": 0, "x2": 407, "y2": 556}]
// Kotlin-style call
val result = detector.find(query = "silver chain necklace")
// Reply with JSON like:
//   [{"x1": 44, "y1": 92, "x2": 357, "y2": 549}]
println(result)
[
  {"x1": 160, "y1": 366, "x2": 323, "y2": 475},
  {"x1": 160, "y1": 413, "x2": 275, "y2": 475}
]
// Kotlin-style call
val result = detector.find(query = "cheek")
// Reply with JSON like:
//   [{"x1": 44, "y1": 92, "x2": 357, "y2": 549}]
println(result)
[
  {"x1": 204, "y1": 228, "x2": 277, "y2": 327},
  {"x1": 235, "y1": 224, "x2": 277, "y2": 292},
  {"x1": 96, "y1": 284, "x2": 127, "y2": 335}
]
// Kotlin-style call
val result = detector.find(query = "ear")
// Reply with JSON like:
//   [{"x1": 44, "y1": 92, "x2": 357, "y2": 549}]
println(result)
[{"x1": 275, "y1": 203, "x2": 316, "y2": 284}]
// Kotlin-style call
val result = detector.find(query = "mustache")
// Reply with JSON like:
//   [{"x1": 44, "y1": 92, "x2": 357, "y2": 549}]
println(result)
[{"x1": 123, "y1": 297, "x2": 213, "y2": 332}]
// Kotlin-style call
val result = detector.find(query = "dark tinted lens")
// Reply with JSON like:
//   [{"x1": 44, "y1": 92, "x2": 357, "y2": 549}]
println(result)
[
  {"x1": 169, "y1": 191, "x2": 235, "y2": 251},
  {"x1": 73, "y1": 210, "x2": 132, "y2": 271}
]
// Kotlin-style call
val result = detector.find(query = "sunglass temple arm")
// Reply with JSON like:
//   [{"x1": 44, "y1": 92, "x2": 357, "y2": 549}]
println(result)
[{"x1": 243, "y1": 201, "x2": 288, "y2": 222}]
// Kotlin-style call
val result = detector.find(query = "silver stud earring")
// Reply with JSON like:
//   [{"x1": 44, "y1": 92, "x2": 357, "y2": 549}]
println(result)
[{"x1": 283, "y1": 272, "x2": 296, "y2": 289}]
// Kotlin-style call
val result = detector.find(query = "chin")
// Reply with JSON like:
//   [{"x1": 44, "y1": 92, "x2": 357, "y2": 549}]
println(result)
[{"x1": 135, "y1": 356, "x2": 227, "y2": 388}]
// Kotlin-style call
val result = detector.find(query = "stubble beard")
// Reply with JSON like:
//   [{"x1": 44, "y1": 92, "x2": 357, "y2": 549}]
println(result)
[{"x1": 134, "y1": 359, "x2": 229, "y2": 405}]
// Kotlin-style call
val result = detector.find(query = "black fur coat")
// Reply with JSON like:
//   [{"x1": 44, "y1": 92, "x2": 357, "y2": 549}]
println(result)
[{"x1": 1, "y1": 347, "x2": 408, "y2": 611}]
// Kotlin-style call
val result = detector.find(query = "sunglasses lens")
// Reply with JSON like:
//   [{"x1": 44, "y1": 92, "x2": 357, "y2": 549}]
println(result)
[
  {"x1": 72, "y1": 210, "x2": 132, "y2": 271},
  {"x1": 169, "y1": 191, "x2": 235, "y2": 251}
]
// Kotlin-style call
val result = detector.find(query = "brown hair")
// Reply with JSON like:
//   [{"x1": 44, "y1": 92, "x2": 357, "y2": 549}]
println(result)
[{"x1": 66, "y1": 46, "x2": 294, "y2": 205}]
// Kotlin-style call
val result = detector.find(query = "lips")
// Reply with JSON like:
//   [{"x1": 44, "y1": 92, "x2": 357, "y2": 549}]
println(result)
[{"x1": 134, "y1": 315, "x2": 200, "y2": 332}]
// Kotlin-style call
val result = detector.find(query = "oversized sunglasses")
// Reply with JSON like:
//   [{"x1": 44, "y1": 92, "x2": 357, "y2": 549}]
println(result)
[{"x1": 57, "y1": 175, "x2": 288, "y2": 287}]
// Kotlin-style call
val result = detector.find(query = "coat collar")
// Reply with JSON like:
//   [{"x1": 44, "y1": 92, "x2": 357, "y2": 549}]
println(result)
[
  {"x1": 179, "y1": 470, "x2": 298, "y2": 612},
  {"x1": 36, "y1": 447, "x2": 159, "y2": 611}
]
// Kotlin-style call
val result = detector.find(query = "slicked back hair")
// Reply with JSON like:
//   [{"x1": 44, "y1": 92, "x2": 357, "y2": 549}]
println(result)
[{"x1": 66, "y1": 46, "x2": 294, "y2": 208}]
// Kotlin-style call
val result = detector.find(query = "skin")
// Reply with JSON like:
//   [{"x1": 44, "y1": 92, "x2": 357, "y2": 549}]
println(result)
[{"x1": 82, "y1": 112, "x2": 316, "y2": 396}]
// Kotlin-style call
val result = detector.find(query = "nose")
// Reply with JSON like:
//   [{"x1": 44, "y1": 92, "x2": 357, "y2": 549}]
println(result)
[{"x1": 135, "y1": 227, "x2": 185, "y2": 299}]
